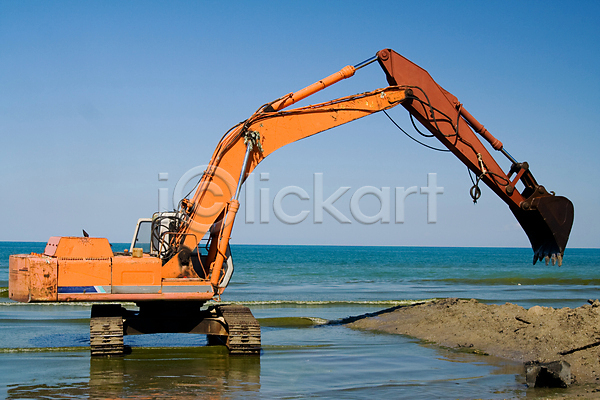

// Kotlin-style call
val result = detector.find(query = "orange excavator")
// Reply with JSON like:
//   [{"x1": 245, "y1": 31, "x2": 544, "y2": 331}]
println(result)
[{"x1": 9, "y1": 49, "x2": 574, "y2": 356}]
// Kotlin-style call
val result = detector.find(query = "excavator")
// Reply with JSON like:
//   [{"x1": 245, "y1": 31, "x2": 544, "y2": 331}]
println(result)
[{"x1": 9, "y1": 49, "x2": 574, "y2": 356}]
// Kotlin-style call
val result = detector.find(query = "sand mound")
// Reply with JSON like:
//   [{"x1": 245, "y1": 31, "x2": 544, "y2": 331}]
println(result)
[{"x1": 347, "y1": 298, "x2": 600, "y2": 388}]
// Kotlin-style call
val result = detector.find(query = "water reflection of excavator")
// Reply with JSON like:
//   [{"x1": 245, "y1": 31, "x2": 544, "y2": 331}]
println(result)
[{"x1": 9, "y1": 49, "x2": 574, "y2": 356}]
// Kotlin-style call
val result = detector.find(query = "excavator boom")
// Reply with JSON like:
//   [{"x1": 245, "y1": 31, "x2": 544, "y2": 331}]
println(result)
[{"x1": 173, "y1": 87, "x2": 412, "y2": 286}]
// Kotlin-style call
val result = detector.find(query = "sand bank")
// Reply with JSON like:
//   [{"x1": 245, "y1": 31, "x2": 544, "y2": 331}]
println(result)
[{"x1": 347, "y1": 298, "x2": 600, "y2": 396}]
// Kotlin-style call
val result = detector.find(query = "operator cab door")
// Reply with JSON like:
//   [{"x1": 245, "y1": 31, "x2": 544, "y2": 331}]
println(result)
[{"x1": 130, "y1": 218, "x2": 153, "y2": 254}]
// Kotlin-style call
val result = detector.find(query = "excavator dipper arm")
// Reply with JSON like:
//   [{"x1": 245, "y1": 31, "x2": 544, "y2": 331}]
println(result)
[{"x1": 376, "y1": 49, "x2": 573, "y2": 265}]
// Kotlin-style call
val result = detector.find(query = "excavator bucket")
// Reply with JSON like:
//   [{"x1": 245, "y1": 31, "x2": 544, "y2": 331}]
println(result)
[{"x1": 510, "y1": 194, "x2": 574, "y2": 266}]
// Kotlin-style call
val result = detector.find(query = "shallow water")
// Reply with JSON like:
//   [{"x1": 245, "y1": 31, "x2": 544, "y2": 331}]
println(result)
[
  {"x1": 1, "y1": 243, "x2": 599, "y2": 398},
  {"x1": 1, "y1": 304, "x2": 527, "y2": 399}
]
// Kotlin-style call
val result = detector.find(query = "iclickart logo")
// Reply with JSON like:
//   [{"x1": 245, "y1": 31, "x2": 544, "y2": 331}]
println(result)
[{"x1": 158, "y1": 167, "x2": 443, "y2": 225}]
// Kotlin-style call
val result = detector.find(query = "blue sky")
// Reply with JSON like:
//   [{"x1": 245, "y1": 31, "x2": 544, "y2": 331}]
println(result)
[{"x1": 1, "y1": 1, "x2": 598, "y2": 250}]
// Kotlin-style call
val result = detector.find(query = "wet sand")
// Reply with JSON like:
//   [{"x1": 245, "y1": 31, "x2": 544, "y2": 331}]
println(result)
[{"x1": 347, "y1": 298, "x2": 600, "y2": 398}]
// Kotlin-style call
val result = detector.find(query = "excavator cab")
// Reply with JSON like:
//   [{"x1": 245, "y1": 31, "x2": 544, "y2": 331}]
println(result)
[
  {"x1": 129, "y1": 212, "x2": 185, "y2": 257},
  {"x1": 129, "y1": 212, "x2": 235, "y2": 285}
]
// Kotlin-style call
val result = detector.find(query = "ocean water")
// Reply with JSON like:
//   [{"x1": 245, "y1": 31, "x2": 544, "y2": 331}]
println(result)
[{"x1": 1, "y1": 242, "x2": 599, "y2": 399}]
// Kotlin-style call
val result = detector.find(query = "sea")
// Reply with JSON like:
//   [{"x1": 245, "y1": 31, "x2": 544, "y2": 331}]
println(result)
[{"x1": 1, "y1": 242, "x2": 598, "y2": 399}]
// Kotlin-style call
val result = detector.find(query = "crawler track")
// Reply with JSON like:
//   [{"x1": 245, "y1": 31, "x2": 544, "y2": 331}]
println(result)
[
  {"x1": 89, "y1": 303, "x2": 261, "y2": 356},
  {"x1": 90, "y1": 304, "x2": 124, "y2": 356},
  {"x1": 210, "y1": 305, "x2": 261, "y2": 355}
]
